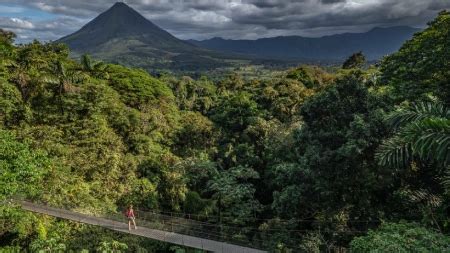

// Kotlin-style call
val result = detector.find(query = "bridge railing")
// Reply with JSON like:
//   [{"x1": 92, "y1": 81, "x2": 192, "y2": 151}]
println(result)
[
  {"x1": 97, "y1": 208, "x2": 269, "y2": 250},
  {"x1": 8, "y1": 196, "x2": 311, "y2": 251},
  {"x1": 12, "y1": 196, "x2": 371, "y2": 251},
  {"x1": 95, "y1": 207, "x2": 374, "y2": 251}
]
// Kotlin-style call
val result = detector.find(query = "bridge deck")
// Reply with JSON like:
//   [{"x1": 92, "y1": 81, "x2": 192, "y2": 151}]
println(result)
[{"x1": 18, "y1": 201, "x2": 267, "y2": 253}]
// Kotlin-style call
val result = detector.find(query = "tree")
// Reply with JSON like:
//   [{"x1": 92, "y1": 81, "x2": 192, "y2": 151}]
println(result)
[
  {"x1": 80, "y1": 54, "x2": 109, "y2": 79},
  {"x1": 380, "y1": 11, "x2": 450, "y2": 105},
  {"x1": 175, "y1": 111, "x2": 216, "y2": 156},
  {"x1": 207, "y1": 165, "x2": 262, "y2": 225},
  {"x1": 350, "y1": 222, "x2": 450, "y2": 252},
  {"x1": 8, "y1": 41, "x2": 70, "y2": 103},
  {"x1": 0, "y1": 129, "x2": 49, "y2": 201},
  {"x1": 8, "y1": 45, "x2": 40, "y2": 102},
  {"x1": 342, "y1": 51, "x2": 366, "y2": 69},
  {"x1": 259, "y1": 79, "x2": 314, "y2": 122},
  {"x1": 107, "y1": 64, "x2": 174, "y2": 108},
  {"x1": 30, "y1": 236, "x2": 67, "y2": 253},
  {"x1": 286, "y1": 66, "x2": 315, "y2": 88},
  {"x1": 0, "y1": 78, "x2": 29, "y2": 126},
  {"x1": 211, "y1": 92, "x2": 259, "y2": 132},
  {"x1": 0, "y1": 29, "x2": 15, "y2": 45},
  {"x1": 44, "y1": 60, "x2": 81, "y2": 114},
  {"x1": 96, "y1": 240, "x2": 128, "y2": 253},
  {"x1": 272, "y1": 71, "x2": 390, "y2": 224},
  {"x1": 376, "y1": 101, "x2": 449, "y2": 231},
  {"x1": 0, "y1": 29, "x2": 15, "y2": 58}
]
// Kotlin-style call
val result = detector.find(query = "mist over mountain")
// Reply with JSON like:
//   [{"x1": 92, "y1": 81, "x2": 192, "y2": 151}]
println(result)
[{"x1": 188, "y1": 26, "x2": 421, "y2": 61}]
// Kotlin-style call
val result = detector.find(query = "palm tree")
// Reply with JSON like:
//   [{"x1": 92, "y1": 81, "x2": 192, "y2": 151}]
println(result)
[
  {"x1": 376, "y1": 102, "x2": 449, "y2": 168},
  {"x1": 44, "y1": 60, "x2": 83, "y2": 115},
  {"x1": 8, "y1": 49, "x2": 46, "y2": 102},
  {"x1": 80, "y1": 54, "x2": 109, "y2": 79},
  {"x1": 376, "y1": 101, "x2": 449, "y2": 230}
]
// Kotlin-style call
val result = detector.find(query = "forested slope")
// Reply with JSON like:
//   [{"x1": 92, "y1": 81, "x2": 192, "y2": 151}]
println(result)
[{"x1": 1, "y1": 10, "x2": 449, "y2": 253}]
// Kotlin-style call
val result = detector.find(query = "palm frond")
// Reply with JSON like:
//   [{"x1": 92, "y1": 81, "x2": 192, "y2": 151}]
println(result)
[
  {"x1": 39, "y1": 72, "x2": 59, "y2": 85},
  {"x1": 406, "y1": 118, "x2": 450, "y2": 167},
  {"x1": 442, "y1": 168, "x2": 450, "y2": 194},
  {"x1": 387, "y1": 102, "x2": 449, "y2": 129},
  {"x1": 379, "y1": 101, "x2": 450, "y2": 168},
  {"x1": 400, "y1": 188, "x2": 442, "y2": 208},
  {"x1": 376, "y1": 135, "x2": 413, "y2": 168},
  {"x1": 93, "y1": 61, "x2": 106, "y2": 70}
]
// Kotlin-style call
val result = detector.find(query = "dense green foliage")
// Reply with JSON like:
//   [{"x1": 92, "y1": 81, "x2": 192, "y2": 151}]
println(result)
[
  {"x1": 350, "y1": 222, "x2": 450, "y2": 252},
  {"x1": 377, "y1": 102, "x2": 449, "y2": 168},
  {"x1": 1, "y1": 10, "x2": 449, "y2": 253},
  {"x1": 0, "y1": 130, "x2": 49, "y2": 200},
  {"x1": 381, "y1": 10, "x2": 450, "y2": 105},
  {"x1": 272, "y1": 71, "x2": 389, "y2": 219}
]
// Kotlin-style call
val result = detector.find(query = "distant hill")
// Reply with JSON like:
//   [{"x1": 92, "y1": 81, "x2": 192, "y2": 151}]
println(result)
[
  {"x1": 57, "y1": 2, "x2": 239, "y2": 71},
  {"x1": 188, "y1": 26, "x2": 421, "y2": 61}
]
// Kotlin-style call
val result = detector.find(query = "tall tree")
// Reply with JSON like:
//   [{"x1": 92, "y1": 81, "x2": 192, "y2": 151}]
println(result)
[
  {"x1": 0, "y1": 29, "x2": 15, "y2": 66},
  {"x1": 342, "y1": 51, "x2": 366, "y2": 69},
  {"x1": 380, "y1": 10, "x2": 450, "y2": 105},
  {"x1": 272, "y1": 71, "x2": 390, "y2": 222},
  {"x1": 80, "y1": 54, "x2": 109, "y2": 79}
]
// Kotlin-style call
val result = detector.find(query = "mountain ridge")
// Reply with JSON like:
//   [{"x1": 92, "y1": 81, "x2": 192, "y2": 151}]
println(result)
[{"x1": 188, "y1": 26, "x2": 421, "y2": 60}]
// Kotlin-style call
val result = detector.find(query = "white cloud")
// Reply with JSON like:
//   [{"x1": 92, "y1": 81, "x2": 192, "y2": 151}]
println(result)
[{"x1": 0, "y1": 17, "x2": 34, "y2": 29}]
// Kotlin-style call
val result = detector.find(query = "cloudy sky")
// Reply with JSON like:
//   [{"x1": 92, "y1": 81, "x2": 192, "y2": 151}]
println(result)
[{"x1": 0, "y1": 0, "x2": 448, "y2": 43}]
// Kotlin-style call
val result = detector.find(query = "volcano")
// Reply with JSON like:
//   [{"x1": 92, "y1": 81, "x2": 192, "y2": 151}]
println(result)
[{"x1": 57, "y1": 2, "x2": 232, "y2": 71}]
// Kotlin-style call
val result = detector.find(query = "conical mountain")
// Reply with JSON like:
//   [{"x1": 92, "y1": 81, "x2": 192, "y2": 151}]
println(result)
[
  {"x1": 57, "y1": 2, "x2": 231, "y2": 71},
  {"x1": 58, "y1": 2, "x2": 192, "y2": 51}
]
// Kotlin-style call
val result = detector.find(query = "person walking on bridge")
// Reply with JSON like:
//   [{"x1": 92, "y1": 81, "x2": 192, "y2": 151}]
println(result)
[{"x1": 125, "y1": 204, "x2": 137, "y2": 231}]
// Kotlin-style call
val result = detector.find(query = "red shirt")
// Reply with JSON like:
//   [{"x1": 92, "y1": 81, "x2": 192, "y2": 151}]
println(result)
[{"x1": 126, "y1": 209, "x2": 135, "y2": 218}]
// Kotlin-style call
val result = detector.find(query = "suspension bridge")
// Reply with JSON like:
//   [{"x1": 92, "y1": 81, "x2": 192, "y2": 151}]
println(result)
[{"x1": 15, "y1": 200, "x2": 268, "y2": 253}]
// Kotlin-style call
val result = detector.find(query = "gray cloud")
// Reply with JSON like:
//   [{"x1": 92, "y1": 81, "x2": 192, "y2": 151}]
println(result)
[
  {"x1": 321, "y1": 0, "x2": 345, "y2": 4},
  {"x1": 0, "y1": 0, "x2": 449, "y2": 42}
]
